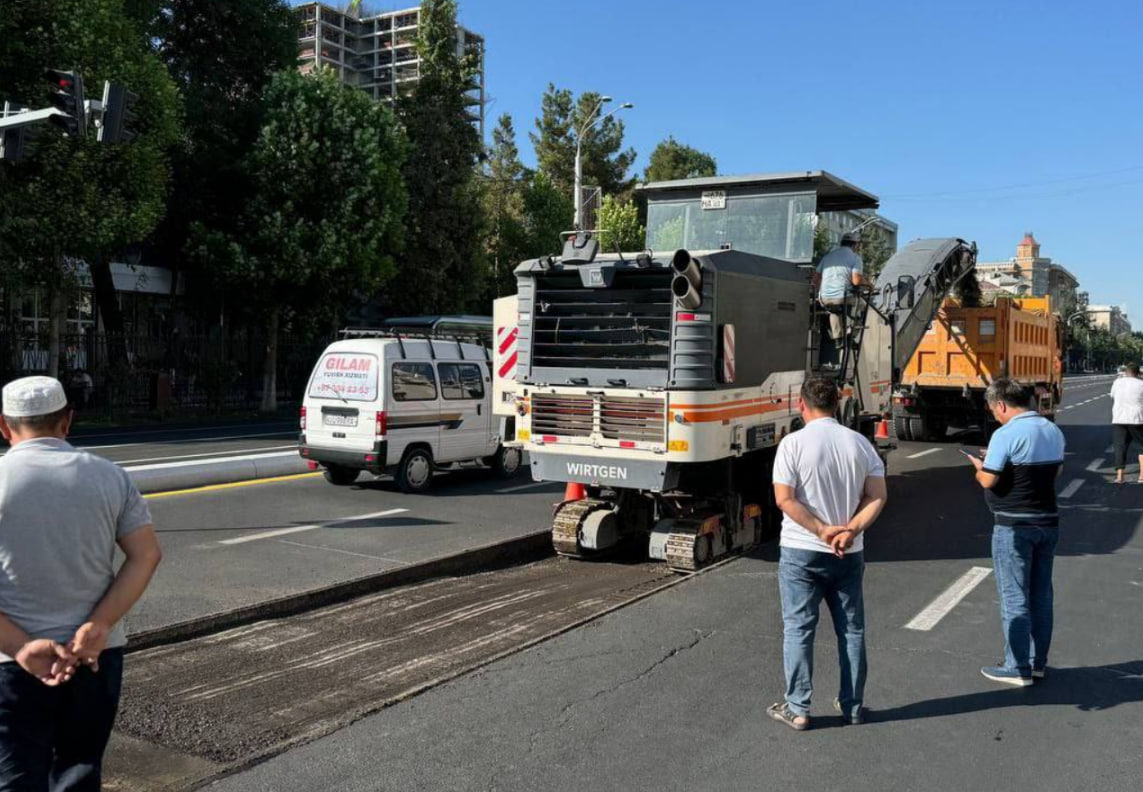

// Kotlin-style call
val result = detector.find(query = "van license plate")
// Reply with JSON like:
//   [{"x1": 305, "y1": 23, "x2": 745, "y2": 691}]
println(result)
[{"x1": 323, "y1": 414, "x2": 358, "y2": 427}]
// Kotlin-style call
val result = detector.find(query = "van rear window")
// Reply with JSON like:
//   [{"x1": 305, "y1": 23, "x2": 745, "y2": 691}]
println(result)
[{"x1": 309, "y1": 352, "x2": 379, "y2": 401}]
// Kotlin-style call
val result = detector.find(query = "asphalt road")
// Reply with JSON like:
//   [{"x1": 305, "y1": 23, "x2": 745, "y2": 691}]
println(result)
[
  {"x1": 184, "y1": 375, "x2": 1143, "y2": 792},
  {"x1": 130, "y1": 465, "x2": 563, "y2": 632},
  {"x1": 0, "y1": 419, "x2": 298, "y2": 466}
]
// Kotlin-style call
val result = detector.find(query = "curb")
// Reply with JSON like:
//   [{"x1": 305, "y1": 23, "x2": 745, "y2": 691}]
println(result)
[
  {"x1": 125, "y1": 452, "x2": 310, "y2": 495},
  {"x1": 126, "y1": 530, "x2": 553, "y2": 652}
]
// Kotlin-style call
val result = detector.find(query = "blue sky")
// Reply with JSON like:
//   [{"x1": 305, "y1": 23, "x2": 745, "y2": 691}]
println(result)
[{"x1": 315, "y1": 1, "x2": 1143, "y2": 319}]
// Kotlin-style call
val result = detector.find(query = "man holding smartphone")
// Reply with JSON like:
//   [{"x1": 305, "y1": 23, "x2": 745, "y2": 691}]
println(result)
[{"x1": 965, "y1": 378, "x2": 1065, "y2": 687}]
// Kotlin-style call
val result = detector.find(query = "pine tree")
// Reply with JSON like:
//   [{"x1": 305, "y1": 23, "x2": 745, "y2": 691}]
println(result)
[{"x1": 390, "y1": 0, "x2": 486, "y2": 315}]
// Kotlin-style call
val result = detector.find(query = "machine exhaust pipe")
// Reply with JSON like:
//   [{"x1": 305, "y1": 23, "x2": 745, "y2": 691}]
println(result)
[
  {"x1": 672, "y1": 274, "x2": 702, "y2": 309},
  {"x1": 671, "y1": 249, "x2": 702, "y2": 291}
]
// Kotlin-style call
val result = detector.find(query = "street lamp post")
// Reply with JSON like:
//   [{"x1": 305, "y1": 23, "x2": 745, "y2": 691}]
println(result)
[{"x1": 573, "y1": 97, "x2": 633, "y2": 230}]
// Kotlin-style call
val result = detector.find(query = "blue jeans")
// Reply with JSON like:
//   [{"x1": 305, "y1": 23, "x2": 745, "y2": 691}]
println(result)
[
  {"x1": 779, "y1": 548, "x2": 866, "y2": 718},
  {"x1": 992, "y1": 525, "x2": 1058, "y2": 673},
  {"x1": 0, "y1": 649, "x2": 123, "y2": 791}
]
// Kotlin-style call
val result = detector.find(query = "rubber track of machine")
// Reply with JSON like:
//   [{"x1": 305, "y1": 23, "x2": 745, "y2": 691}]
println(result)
[
  {"x1": 664, "y1": 526, "x2": 702, "y2": 572},
  {"x1": 552, "y1": 498, "x2": 607, "y2": 558}
]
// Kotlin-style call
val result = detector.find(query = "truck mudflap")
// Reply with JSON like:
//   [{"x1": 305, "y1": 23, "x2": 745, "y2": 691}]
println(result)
[{"x1": 530, "y1": 452, "x2": 678, "y2": 492}]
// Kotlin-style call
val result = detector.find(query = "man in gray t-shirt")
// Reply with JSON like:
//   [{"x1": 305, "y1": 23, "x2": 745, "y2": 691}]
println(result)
[{"x1": 0, "y1": 376, "x2": 162, "y2": 790}]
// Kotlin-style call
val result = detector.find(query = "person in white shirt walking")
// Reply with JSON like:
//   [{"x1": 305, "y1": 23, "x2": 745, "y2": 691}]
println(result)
[
  {"x1": 1110, "y1": 363, "x2": 1143, "y2": 484},
  {"x1": 767, "y1": 378, "x2": 888, "y2": 731}
]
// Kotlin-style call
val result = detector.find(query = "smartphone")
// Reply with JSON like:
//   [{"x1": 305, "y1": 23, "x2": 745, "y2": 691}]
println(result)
[{"x1": 959, "y1": 450, "x2": 978, "y2": 461}]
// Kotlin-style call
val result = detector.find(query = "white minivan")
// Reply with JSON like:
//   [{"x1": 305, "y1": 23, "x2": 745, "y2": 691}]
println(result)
[{"x1": 299, "y1": 332, "x2": 522, "y2": 492}]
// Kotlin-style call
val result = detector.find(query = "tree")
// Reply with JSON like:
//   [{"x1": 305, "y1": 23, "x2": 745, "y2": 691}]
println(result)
[
  {"x1": 644, "y1": 137, "x2": 717, "y2": 182},
  {"x1": 390, "y1": 0, "x2": 486, "y2": 315},
  {"x1": 482, "y1": 113, "x2": 529, "y2": 299},
  {"x1": 597, "y1": 196, "x2": 644, "y2": 253},
  {"x1": 521, "y1": 172, "x2": 573, "y2": 260},
  {"x1": 144, "y1": 0, "x2": 299, "y2": 308},
  {"x1": 199, "y1": 68, "x2": 407, "y2": 412},
  {"x1": 530, "y1": 85, "x2": 636, "y2": 200},
  {"x1": 0, "y1": 0, "x2": 180, "y2": 373}
]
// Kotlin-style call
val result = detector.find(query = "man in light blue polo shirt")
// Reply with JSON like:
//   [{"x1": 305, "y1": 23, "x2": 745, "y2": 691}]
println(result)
[
  {"x1": 814, "y1": 231, "x2": 867, "y2": 344},
  {"x1": 965, "y1": 378, "x2": 1065, "y2": 687}
]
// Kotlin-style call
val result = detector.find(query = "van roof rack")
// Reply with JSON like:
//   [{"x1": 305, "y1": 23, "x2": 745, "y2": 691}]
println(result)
[{"x1": 339, "y1": 327, "x2": 491, "y2": 362}]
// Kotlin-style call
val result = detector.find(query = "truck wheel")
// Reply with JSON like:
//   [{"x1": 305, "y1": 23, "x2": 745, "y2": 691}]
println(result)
[
  {"x1": 909, "y1": 416, "x2": 929, "y2": 443},
  {"x1": 486, "y1": 445, "x2": 523, "y2": 478},
  {"x1": 323, "y1": 465, "x2": 359, "y2": 486},
  {"x1": 893, "y1": 415, "x2": 911, "y2": 442},
  {"x1": 396, "y1": 448, "x2": 434, "y2": 494}
]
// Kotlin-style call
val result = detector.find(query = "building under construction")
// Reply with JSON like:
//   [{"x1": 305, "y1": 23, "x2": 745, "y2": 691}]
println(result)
[{"x1": 296, "y1": 2, "x2": 485, "y2": 136}]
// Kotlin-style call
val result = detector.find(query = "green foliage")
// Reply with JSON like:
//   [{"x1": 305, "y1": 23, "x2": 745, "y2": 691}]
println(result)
[
  {"x1": 530, "y1": 85, "x2": 636, "y2": 198},
  {"x1": 145, "y1": 0, "x2": 300, "y2": 296},
  {"x1": 198, "y1": 68, "x2": 407, "y2": 316},
  {"x1": 0, "y1": 0, "x2": 180, "y2": 345},
  {"x1": 390, "y1": 0, "x2": 486, "y2": 314},
  {"x1": 597, "y1": 196, "x2": 645, "y2": 253},
  {"x1": 521, "y1": 172, "x2": 573, "y2": 260},
  {"x1": 643, "y1": 137, "x2": 717, "y2": 182},
  {"x1": 483, "y1": 114, "x2": 528, "y2": 298}
]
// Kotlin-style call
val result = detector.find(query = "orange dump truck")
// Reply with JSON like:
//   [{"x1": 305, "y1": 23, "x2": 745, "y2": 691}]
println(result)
[{"x1": 892, "y1": 296, "x2": 1063, "y2": 441}]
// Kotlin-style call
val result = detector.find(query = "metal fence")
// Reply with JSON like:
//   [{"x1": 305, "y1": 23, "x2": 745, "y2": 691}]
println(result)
[{"x1": 0, "y1": 328, "x2": 330, "y2": 416}]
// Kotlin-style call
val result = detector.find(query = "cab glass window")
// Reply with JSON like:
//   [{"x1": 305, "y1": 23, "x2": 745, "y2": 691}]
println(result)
[
  {"x1": 439, "y1": 363, "x2": 485, "y2": 400},
  {"x1": 392, "y1": 362, "x2": 437, "y2": 401}
]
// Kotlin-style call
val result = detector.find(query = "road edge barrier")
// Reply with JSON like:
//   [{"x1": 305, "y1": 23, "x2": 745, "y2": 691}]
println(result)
[
  {"x1": 126, "y1": 451, "x2": 310, "y2": 494},
  {"x1": 126, "y1": 530, "x2": 553, "y2": 652}
]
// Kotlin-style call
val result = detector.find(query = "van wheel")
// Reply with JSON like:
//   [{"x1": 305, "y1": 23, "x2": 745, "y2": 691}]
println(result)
[
  {"x1": 487, "y1": 446, "x2": 523, "y2": 479},
  {"x1": 323, "y1": 465, "x2": 359, "y2": 486},
  {"x1": 396, "y1": 448, "x2": 434, "y2": 493}
]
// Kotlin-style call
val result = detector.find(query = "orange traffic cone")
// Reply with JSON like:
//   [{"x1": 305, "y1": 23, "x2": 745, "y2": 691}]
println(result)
[
  {"x1": 875, "y1": 418, "x2": 890, "y2": 441},
  {"x1": 564, "y1": 482, "x2": 587, "y2": 502}
]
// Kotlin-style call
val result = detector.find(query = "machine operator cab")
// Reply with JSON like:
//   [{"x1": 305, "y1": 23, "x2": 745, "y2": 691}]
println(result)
[
  {"x1": 637, "y1": 170, "x2": 887, "y2": 384},
  {"x1": 299, "y1": 326, "x2": 523, "y2": 493}
]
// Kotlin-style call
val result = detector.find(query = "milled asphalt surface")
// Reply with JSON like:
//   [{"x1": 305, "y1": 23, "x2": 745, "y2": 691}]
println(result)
[
  {"x1": 198, "y1": 376, "x2": 1143, "y2": 792},
  {"x1": 105, "y1": 556, "x2": 677, "y2": 790}
]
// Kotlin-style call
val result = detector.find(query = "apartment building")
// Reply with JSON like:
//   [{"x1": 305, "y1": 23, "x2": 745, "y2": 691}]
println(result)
[
  {"x1": 976, "y1": 232, "x2": 1079, "y2": 313},
  {"x1": 296, "y1": 2, "x2": 485, "y2": 136},
  {"x1": 1087, "y1": 304, "x2": 1132, "y2": 336}
]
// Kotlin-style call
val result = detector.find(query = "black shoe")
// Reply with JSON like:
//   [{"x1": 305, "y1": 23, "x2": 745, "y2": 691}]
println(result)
[{"x1": 834, "y1": 698, "x2": 864, "y2": 724}]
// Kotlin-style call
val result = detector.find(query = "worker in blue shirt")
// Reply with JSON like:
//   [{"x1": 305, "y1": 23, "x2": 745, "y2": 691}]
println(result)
[{"x1": 965, "y1": 378, "x2": 1066, "y2": 687}]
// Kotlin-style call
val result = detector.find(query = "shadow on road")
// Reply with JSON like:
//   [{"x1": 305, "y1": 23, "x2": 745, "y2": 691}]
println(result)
[{"x1": 871, "y1": 660, "x2": 1143, "y2": 722}]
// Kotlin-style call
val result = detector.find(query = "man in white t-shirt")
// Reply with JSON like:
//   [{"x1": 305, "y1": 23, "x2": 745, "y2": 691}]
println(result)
[
  {"x1": 767, "y1": 378, "x2": 887, "y2": 731},
  {"x1": 1111, "y1": 363, "x2": 1143, "y2": 484}
]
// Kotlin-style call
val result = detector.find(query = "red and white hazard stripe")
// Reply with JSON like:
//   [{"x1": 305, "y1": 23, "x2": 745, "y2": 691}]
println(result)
[
  {"x1": 497, "y1": 324, "x2": 519, "y2": 380},
  {"x1": 722, "y1": 324, "x2": 736, "y2": 384}
]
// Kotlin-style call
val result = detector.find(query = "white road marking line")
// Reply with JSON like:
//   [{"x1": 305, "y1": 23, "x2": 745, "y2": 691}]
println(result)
[
  {"x1": 78, "y1": 430, "x2": 295, "y2": 451},
  {"x1": 114, "y1": 444, "x2": 297, "y2": 466},
  {"x1": 1059, "y1": 479, "x2": 1085, "y2": 499},
  {"x1": 124, "y1": 450, "x2": 298, "y2": 472},
  {"x1": 1087, "y1": 458, "x2": 1106, "y2": 472},
  {"x1": 276, "y1": 540, "x2": 405, "y2": 564},
  {"x1": 904, "y1": 566, "x2": 993, "y2": 631},
  {"x1": 496, "y1": 481, "x2": 554, "y2": 493},
  {"x1": 219, "y1": 508, "x2": 408, "y2": 545},
  {"x1": 907, "y1": 448, "x2": 942, "y2": 459},
  {"x1": 70, "y1": 423, "x2": 293, "y2": 441}
]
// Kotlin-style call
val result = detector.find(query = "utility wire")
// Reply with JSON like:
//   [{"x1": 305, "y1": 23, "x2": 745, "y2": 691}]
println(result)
[{"x1": 882, "y1": 165, "x2": 1143, "y2": 200}]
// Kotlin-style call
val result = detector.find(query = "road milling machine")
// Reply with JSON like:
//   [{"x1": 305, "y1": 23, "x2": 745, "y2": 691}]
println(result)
[{"x1": 496, "y1": 172, "x2": 977, "y2": 572}]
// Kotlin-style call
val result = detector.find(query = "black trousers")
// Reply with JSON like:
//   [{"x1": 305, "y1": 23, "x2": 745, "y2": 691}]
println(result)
[
  {"x1": 1113, "y1": 424, "x2": 1143, "y2": 470},
  {"x1": 0, "y1": 649, "x2": 122, "y2": 792}
]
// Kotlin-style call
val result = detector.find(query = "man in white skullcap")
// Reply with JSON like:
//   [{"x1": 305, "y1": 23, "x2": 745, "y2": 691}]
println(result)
[{"x1": 0, "y1": 376, "x2": 161, "y2": 790}]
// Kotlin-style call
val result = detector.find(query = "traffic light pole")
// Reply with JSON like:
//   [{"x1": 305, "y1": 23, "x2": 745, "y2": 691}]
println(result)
[{"x1": 0, "y1": 107, "x2": 67, "y2": 131}]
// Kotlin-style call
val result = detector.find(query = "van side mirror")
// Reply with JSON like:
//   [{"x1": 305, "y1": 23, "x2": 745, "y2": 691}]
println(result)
[{"x1": 897, "y1": 275, "x2": 916, "y2": 309}]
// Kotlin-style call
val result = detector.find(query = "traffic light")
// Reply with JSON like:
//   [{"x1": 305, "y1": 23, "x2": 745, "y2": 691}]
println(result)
[
  {"x1": 98, "y1": 83, "x2": 138, "y2": 145},
  {"x1": 46, "y1": 69, "x2": 86, "y2": 137}
]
